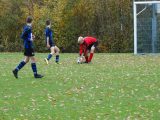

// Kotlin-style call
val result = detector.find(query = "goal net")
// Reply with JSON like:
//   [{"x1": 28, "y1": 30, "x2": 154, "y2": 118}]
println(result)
[{"x1": 134, "y1": 1, "x2": 160, "y2": 54}]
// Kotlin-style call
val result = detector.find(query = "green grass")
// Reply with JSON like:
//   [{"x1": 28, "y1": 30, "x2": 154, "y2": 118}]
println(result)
[{"x1": 0, "y1": 53, "x2": 160, "y2": 120}]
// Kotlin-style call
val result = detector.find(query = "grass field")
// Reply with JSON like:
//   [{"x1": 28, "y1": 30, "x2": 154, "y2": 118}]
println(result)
[{"x1": 0, "y1": 53, "x2": 160, "y2": 120}]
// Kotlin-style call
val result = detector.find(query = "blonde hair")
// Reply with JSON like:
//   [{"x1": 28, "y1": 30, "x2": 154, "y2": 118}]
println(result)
[{"x1": 78, "y1": 36, "x2": 83, "y2": 43}]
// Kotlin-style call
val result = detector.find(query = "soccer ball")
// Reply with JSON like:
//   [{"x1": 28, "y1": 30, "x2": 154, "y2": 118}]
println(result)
[
  {"x1": 77, "y1": 57, "x2": 83, "y2": 64},
  {"x1": 77, "y1": 56, "x2": 86, "y2": 64}
]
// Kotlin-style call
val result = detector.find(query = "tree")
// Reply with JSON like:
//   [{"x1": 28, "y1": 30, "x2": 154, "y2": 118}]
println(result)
[{"x1": 0, "y1": 0, "x2": 133, "y2": 53}]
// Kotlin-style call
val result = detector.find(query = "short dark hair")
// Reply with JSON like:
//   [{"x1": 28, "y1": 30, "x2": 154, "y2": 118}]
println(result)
[
  {"x1": 46, "y1": 19, "x2": 51, "y2": 26},
  {"x1": 26, "y1": 16, "x2": 33, "y2": 23}
]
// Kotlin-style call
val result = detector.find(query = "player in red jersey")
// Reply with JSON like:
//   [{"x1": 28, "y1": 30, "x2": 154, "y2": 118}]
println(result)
[{"x1": 78, "y1": 36, "x2": 98, "y2": 63}]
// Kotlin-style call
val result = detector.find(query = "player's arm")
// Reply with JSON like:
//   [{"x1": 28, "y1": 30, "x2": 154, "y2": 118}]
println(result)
[
  {"x1": 21, "y1": 27, "x2": 29, "y2": 40},
  {"x1": 30, "y1": 33, "x2": 35, "y2": 41},
  {"x1": 77, "y1": 45, "x2": 83, "y2": 63},
  {"x1": 45, "y1": 29, "x2": 50, "y2": 48},
  {"x1": 79, "y1": 44, "x2": 84, "y2": 56},
  {"x1": 46, "y1": 37, "x2": 50, "y2": 48},
  {"x1": 31, "y1": 33, "x2": 35, "y2": 41}
]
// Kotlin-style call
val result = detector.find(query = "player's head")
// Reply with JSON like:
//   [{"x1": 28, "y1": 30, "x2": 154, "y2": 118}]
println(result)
[
  {"x1": 46, "y1": 19, "x2": 51, "y2": 27},
  {"x1": 26, "y1": 16, "x2": 33, "y2": 24},
  {"x1": 78, "y1": 36, "x2": 84, "y2": 44}
]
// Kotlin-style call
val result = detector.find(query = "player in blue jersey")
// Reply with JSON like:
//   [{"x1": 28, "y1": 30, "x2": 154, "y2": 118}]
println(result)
[
  {"x1": 12, "y1": 16, "x2": 43, "y2": 78},
  {"x1": 44, "y1": 20, "x2": 60, "y2": 64}
]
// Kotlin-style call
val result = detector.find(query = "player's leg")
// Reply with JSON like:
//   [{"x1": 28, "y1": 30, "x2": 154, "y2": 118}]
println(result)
[
  {"x1": 54, "y1": 46, "x2": 60, "y2": 63},
  {"x1": 12, "y1": 56, "x2": 29, "y2": 78},
  {"x1": 88, "y1": 46, "x2": 95, "y2": 62},
  {"x1": 88, "y1": 41, "x2": 98, "y2": 62},
  {"x1": 18, "y1": 56, "x2": 30, "y2": 70},
  {"x1": 45, "y1": 46, "x2": 55, "y2": 64},
  {"x1": 84, "y1": 50, "x2": 89, "y2": 63},
  {"x1": 30, "y1": 56, "x2": 43, "y2": 78}
]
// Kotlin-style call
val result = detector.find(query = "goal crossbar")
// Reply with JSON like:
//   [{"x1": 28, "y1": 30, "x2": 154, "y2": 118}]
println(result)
[{"x1": 134, "y1": 1, "x2": 160, "y2": 5}]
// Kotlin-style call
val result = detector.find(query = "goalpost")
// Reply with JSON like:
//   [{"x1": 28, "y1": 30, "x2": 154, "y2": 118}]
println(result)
[{"x1": 134, "y1": 1, "x2": 160, "y2": 54}]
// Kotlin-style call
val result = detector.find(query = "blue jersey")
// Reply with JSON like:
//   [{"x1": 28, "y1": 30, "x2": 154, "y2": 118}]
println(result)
[
  {"x1": 45, "y1": 27, "x2": 55, "y2": 46},
  {"x1": 21, "y1": 25, "x2": 33, "y2": 49}
]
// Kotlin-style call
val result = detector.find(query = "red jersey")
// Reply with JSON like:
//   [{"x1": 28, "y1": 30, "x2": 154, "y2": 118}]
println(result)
[{"x1": 79, "y1": 36, "x2": 97, "y2": 56}]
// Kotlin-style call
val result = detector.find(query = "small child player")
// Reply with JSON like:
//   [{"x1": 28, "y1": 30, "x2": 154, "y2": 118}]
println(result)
[
  {"x1": 12, "y1": 16, "x2": 43, "y2": 78},
  {"x1": 44, "y1": 20, "x2": 60, "y2": 64},
  {"x1": 78, "y1": 36, "x2": 98, "y2": 63}
]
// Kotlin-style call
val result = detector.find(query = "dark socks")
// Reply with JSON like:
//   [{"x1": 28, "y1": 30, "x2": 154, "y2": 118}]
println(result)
[
  {"x1": 55, "y1": 55, "x2": 59, "y2": 63},
  {"x1": 47, "y1": 54, "x2": 52, "y2": 61},
  {"x1": 31, "y1": 63, "x2": 37, "y2": 75},
  {"x1": 15, "y1": 61, "x2": 26, "y2": 71}
]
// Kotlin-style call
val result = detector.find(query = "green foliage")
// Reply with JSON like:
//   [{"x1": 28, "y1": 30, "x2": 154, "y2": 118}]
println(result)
[
  {"x1": 0, "y1": 0, "x2": 133, "y2": 52},
  {"x1": 0, "y1": 0, "x2": 24, "y2": 51}
]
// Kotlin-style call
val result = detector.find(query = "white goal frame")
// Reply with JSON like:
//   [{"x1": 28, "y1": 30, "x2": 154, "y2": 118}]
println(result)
[{"x1": 133, "y1": 1, "x2": 160, "y2": 54}]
